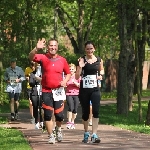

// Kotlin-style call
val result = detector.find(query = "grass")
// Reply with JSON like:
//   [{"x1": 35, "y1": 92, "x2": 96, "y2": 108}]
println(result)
[
  {"x1": 101, "y1": 89, "x2": 150, "y2": 99},
  {"x1": 0, "y1": 99, "x2": 31, "y2": 150},
  {"x1": 100, "y1": 100, "x2": 150, "y2": 134},
  {"x1": 0, "y1": 127, "x2": 32, "y2": 150}
]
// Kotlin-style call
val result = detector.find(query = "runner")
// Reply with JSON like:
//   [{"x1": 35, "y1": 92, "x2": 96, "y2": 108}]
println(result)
[
  {"x1": 29, "y1": 38, "x2": 71, "y2": 144},
  {"x1": 25, "y1": 61, "x2": 35, "y2": 121},
  {"x1": 29, "y1": 63, "x2": 44, "y2": 129},
  {"x1": 4, "y1": 58, "x2": 25, "y2": 121},
  {"x1": 75, "y1": 41, "x2": 104, "y2": 143},
  {"x1": 66, "y1": 63, "x2": 81, "y2": 129}
]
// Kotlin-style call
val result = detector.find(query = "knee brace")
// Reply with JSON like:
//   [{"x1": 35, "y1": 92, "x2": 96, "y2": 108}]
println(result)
[{"x1": 44, "y1": 115, "x2": 52, "y2": 121}]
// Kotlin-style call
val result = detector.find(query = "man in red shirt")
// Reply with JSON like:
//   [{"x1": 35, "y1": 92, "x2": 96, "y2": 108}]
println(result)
[{"x1": 29, "y1": 38, "x2": 71, "y2": 144}]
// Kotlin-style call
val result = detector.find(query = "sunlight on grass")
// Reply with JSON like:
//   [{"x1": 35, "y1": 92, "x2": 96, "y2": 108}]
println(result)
[
  {"x1": 100, "y1": 101, "x2": 150, "y2": 134},
  {"x1": 0, "y1": 99, "x2": 29, "y2": 114},
  {"x1": 0, "y1": 127, "x2": 31, "y2": 150}
]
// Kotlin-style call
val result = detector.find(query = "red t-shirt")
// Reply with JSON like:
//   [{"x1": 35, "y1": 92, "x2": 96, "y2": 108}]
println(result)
[{"x1": 33, "y1": 53, "x2": 70, "y2": 92}]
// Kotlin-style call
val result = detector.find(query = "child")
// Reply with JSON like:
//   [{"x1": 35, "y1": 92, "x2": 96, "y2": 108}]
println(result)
[{"x1": 66, "y1": 63, "x2": 81, "y2": 129}]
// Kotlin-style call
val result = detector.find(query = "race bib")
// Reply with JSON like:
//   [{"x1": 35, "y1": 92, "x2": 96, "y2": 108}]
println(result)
[
  {"x1": 82, "y1": 75, "x2": 97, "y2": 88},
  {"x1": 52, "y1": 87, "x2": 66, "y2": 101},
  {"x1": 10, "y1": 77, "x2": 17, "y2": 86}
]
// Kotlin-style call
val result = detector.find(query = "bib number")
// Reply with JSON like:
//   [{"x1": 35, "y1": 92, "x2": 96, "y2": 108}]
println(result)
[
  {"x1": 82, "y1": 75, "x2": 97, "y2": 88},
  {"x1": 52, "y1": 87, "x2": 66, "y2": 101},
  {"x1": 10, "y1": 77, "x2": 17, "y2": 86}
]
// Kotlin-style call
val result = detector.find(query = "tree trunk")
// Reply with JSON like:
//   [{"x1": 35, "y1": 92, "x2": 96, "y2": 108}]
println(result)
[
  {"x1": 117, "y1": 1, "x2": 129, "y2": 115},
  {"x1": 127, "y1": 48, "x2": 136, "y2": 111}
]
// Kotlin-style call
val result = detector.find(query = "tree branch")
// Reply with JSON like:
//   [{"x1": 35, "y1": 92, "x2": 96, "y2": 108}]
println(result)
[
  {"x1": 56, "y1": 4, "x2": 79, "y2": 53},
  {"x1": 84, "y1": 4, "x2": 96, "y2": 42}
]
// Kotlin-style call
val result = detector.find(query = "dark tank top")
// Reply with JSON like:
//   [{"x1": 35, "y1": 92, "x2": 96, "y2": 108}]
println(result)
[{"x1": 79, "y1": 56, "x2": 101, "y2": 88}]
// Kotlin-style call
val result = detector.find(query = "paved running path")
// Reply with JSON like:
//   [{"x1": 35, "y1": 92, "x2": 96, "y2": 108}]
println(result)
[{"x1": 1, "y1": 100, "x2": 150, "y2": 150}]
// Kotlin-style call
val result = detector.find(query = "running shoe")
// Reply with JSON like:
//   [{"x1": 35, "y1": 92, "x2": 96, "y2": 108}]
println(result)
[
  {"x1": 52, "y1": 128, "x2": 56, "y2": 138},
  {"x1": 89, "y1": 121, "x2": 92, "y2": 126},
  {"x1": 91, "y1": 133, "x2": 101, "y2": 143},
  {"x1": 48, "y1": 133, "x2": 55, "y2": 144},
  {"x1": 66, "y1": 122, "x2": 72, "y2": 129},
  {"x1": 82, "y1": 132, "x2": 90, "y2": 143},
  {"x1": 11, "y1": 114, "x2": 15, "y2": 121},
  {"x1": 55, "y1": 126, "x2": 63, "y2": 142},
  {"x1": 40, "y1": 122, "x2": 43, "y2": 128},
  {"x1": 15, "y1": 113, "x2": 19, "y2": 120},
  {"x1": 35, "y1": 122, "x2": 40, "y2": 129},
  {"x1": 70, "y1": 123, "x2": 75, "y2": 129}
]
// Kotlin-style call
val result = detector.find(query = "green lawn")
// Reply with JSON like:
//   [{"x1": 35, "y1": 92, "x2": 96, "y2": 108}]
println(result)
[
  {"x1": 0, "y1": 99, "x2": 31, "y2": 150},
  {"x1": 0, "y1": 127, "x2": 32, "y2": 150},
  {"x1": 100, "y1": 100, "x2": 150, "y2": 134},
  {"x1": 0, "y1": 99, "x2": 29, "y2": 124}
]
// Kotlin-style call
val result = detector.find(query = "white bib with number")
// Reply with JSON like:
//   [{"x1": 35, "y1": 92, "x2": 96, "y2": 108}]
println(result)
[
  {"x1": 10, "y1": 77, "x2": 17, "y2": 86},
  {"x1": 82, "y1": 75, "x2": 97, "y2": 88},
  {"x1": 52, "y1": 87, "x2": 66, "y2": 101}
]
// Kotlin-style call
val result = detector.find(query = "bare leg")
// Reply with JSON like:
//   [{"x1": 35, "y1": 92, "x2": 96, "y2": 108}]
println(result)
[
  {"x1": 10, "y1": 98, "x2": 15, "y2": 113},
  {"x1": 45, "y1": 120, "x2": 53, "y2": 135},
  {"x1": 92, "y1": 117, "x2": 99, "y2": 134},
  {"x1": 83, "y1": 120, "x2": 89, "y2": 132},
  {"x1": 89, "y1": 105, "x2": 92, "y2": 125},
  {"x1": 52, "y1": 112, "x2": 56, "y2": 129},
  {"x1": 29, "y1": 99, "x2": 33, "y2": 118},
  {"x1": 72, "y1": 113, "x2": 77, "y2": 123},
  {"x1": 15, "y1": 100, "x2": 19, "y2": 112}
]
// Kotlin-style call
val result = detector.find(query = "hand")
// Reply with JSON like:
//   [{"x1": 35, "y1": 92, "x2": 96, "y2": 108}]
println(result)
[
  {"x1": 26, "y1": 77, "x2": 29, "y2": 81},
  {"x1": 16, "y1": 79, "x2": 20, "y2": 83},
  {"x1": 97, "y1": 75, "x2": 103, "y2": 80},
  {"x1": 60, "y1": 80, "x2": 67, "y2": 87},
  {"x1": 78, "y1": 58, "x2": 86, "y2": 68},
  {"x1": 36, "y1": 38, "x2": 46, "y2": 50}
]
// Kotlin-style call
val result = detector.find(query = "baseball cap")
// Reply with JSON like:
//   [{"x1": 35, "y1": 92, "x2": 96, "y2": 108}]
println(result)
[{"x1": 10, "y1": 58, "x2": 17, "y2": 62}]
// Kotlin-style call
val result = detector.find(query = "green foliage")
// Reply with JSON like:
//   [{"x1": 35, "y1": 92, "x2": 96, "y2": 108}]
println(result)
[
  {"x1": 0, "y1": 127, "x2": 31, "y2": 150},
  {"x1": 100, "y1": 101, "x2": 150, "y2": 134}
]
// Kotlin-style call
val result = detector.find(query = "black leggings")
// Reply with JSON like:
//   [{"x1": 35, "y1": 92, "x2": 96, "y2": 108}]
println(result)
[
  {"x1": 31, "y1": 95, "x2": 43, "y2": 124},
  {"x1": 79, "y1": 87, "x2": 100, "y2": 121},
  {"x1": 66, "y1": 95, "x2": 79, "y2": 114}
]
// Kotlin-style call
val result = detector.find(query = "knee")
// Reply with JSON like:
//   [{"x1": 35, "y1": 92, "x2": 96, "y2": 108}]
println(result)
[
  {"x1": 55, "y1": 113, "x2": 64, "y2": 122},
  {"x1": 93, "y1": 112, "x2": 99, "y2": 118},
  {"x1": 44, "y1": 115, "x2": 52, "y2": 121},
  {"x1": 73, "y1": 110, "x2": 77, "y2": 114},
  {"x1": 82, "y1": 114, "x2": 89, "y2": 121}
]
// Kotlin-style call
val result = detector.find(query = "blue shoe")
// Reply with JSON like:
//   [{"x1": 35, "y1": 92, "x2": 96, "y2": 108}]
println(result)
[
  {"x1": 82, "y1": 132, "x2": 90, "y2": 143},
  {"x1": 91, "y1": 133, "x2": 101, "y2": 143}
]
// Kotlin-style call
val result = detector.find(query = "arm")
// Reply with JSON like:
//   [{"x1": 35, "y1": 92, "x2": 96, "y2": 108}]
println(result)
[
  {"x1": 29, "y1": 47, "x2": 38, "y2": 61},
  {"x1": 29, "y1": 38, "x2": 46, "y2": 61},
  {"x1": 100, "y1": 59, "x2": 104, "y2": 75},
  {"x1": 60, "y1": 59, "x2": 71, "y2": 87},
  {"x1": 75, "y1": 66, "x2": 82, "y2": 80},
  {"x1": 35, "y1": 76, "x2": 42, "y2": 82},
  {"x1": 73, "y1": 80, "x2": 80, "y2": 87},
  {"x1": 16, "y1": 67, "x2": 25, "y2": 83},
  {"x1": 97, "y1": 59, "x2": 104, "y2": 80}
]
